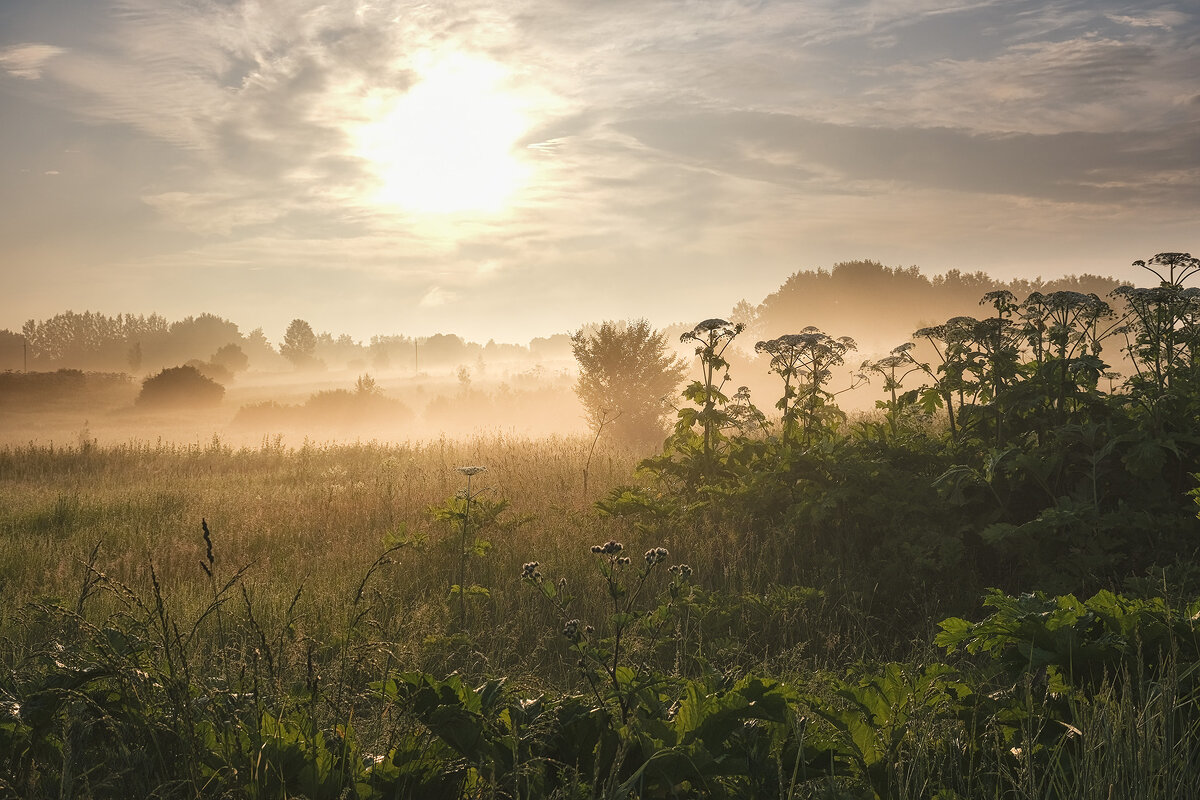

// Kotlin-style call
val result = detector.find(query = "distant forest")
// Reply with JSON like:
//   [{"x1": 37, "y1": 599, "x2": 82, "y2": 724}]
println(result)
[
  {"x1": 742, "y1": 260, "x2": 1121, "y2": 353},
  {"x1": 0, "y1": 313, "x2": 574, "y2": 375},
  {"x1": 0, "y1": 260, "x2": 1122, "y2": 374}
]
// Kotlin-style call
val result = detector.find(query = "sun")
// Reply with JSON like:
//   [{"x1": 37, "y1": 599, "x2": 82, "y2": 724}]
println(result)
[{"x1": 352, "y1": 53, "x2": 532, "y2": 215}]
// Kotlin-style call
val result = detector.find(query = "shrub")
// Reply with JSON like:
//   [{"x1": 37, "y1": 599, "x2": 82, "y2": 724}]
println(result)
[{"x1": 136, "y1": 365, "x2": 224, "y2": 408}]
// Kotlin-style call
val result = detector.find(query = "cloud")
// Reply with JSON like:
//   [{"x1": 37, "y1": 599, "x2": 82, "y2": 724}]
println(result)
[
  {"x1": 1, "y1": 0, "x2": 1197, "y2": 343},
  {"x1": 1106, "y1": 12, "x2": 1187, "y2": 30},
  {"x1": 615, "y1": 109, "x2": 1200, "y2": 208},
  {"x1": 420, "y1": 286, "x2": 454, "y2": 307},
  {"x1": 0, "y1": 43, "x2": 66, "y2": 79}
]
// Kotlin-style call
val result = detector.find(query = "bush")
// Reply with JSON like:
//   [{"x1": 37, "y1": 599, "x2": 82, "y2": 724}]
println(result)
[
  {"x1": 184, "y1": 358, "x2": 233, "y2": 384},
  {"x1": 0, "y1": 369, "x2": 133, "y2": 408},
  {"x1": 136, "y1": 365, "x2": 224, "y2": 408}
]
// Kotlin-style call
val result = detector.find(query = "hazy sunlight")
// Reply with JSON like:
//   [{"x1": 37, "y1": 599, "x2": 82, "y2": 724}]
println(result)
[{"x1": 352, "y1": 52, "x2": 531, "y2": 215}]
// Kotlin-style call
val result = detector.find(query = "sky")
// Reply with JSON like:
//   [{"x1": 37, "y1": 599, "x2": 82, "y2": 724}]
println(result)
[{"x1": 1, "y1": 0, "x2": 1197, "y2": 345}]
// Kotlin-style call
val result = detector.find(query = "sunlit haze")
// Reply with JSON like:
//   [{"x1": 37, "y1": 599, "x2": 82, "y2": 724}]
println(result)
[
  {"x1": 351, "y1": 52, "x2": 533, "y2": 214},
  {"x1": 1, "y1": 0, "x2": 1198, "y2": 344}
]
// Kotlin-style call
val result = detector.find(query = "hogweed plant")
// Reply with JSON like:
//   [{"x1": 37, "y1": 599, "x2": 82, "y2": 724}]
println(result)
[
  {"x1": 1113, "y1": 253, "x2": 1200, "y2": 431},
  {"x1": 756, "y1": 327, "x2": 859, "y2": 446},
  {"x1": 678, "y1": 318, "x2": 744, "y2": 468},
  {"x1": 863, "y1": 342, "x2": 928, "y2": 440}
]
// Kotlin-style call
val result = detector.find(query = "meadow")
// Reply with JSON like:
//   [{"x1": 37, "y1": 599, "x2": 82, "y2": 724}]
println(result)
[
  {"x1": 4, "y1": 429, "x2": 1199, "y2": 800},
  {"x1": 4, "y1": 259, "x2": 1200, "y2": 799}
]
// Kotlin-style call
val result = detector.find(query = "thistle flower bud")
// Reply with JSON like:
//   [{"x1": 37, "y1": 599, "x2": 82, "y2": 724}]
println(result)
[
  {"x1": 669, "y1": 564, "x2": 693, "y2": 578},
  {"x1": 644, "y1": 547, "x2": 669, "y2": 566}
]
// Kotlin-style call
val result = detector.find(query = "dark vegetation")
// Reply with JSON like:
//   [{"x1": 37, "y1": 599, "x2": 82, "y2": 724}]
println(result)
[
  {"x1": 0, "y1": 370, "x2": 133, "y2": 409},
  {"x1": 234, "y1": 374, "x2": 413, "y2": 429},
  {"x1": 750, "y1": 260, "x2": 1122, "y2": 352},
  {"x1": 1, "y1": 253, "x2": 1199, "y2": 798},
  {"x1": 2, "y1": 311, "x2": 575, "y2": 376},
  {"x1": 136, "y1": 365, "x2": 226, "y2": 409}
]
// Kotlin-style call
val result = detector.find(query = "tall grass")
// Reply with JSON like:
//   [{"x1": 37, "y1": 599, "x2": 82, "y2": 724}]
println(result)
[{"x1": 5, "y1": 436, "x2": 1199, "y2": 798}]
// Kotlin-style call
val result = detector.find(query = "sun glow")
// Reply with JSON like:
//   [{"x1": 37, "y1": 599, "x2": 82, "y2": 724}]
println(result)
[{"x1": 353, "y1": 53, "x2": 531, "y2": 215}]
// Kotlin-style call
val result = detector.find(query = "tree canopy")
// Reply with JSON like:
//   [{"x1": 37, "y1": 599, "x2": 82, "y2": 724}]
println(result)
[{"x1": 571, "y1": 319, "x2": 688, "y2": 445}]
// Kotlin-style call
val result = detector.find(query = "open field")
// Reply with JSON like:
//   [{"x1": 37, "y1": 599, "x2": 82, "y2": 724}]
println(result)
[
  {"x1": 0, "y1": 434, "x2": 651, "y2": 676},
  {"x1": 5, "y1": 275, "x2": 1200, "y2": 798},
  {"x1": 2, "y1": 423, "x2": 1199, "y2": 799}
]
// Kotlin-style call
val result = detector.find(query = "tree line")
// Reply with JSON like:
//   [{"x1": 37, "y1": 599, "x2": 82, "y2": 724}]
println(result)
[{"x1": 0, "y1": 312, "x2": 573, "y2": 375}]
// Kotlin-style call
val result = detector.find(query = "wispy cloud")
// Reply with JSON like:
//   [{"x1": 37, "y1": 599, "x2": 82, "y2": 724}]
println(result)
[
  {"x1": 0, "y1": 0, "x2": 1196, "y2": 340},
  {"x1": 420, "y1": 286, "x2": 454, "y2": 308},
  {"x1": 1106, "y1": 11, "x2": 1187, "y2": 30},
  {"x1": 0, "y1": 43, "x2": 65, "y2": 79}
]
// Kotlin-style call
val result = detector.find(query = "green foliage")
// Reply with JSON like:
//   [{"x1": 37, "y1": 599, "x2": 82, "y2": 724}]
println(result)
[
  {"x1": 936, "y1": 589, "x2": 1200, "y2": 690},
  {"x1": 756, "y1": 327, "x2": 860, "y2": 446},
  {"x1": 8, "y1": 252, "x2": 1200, "y2": 799}
]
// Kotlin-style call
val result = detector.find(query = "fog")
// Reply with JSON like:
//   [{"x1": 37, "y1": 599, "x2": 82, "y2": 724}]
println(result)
[
  {"x1": 0, "y1": 259, "x2": 1146, "y2": 449},
  {"x1": 0, "y1": 357, "x2": 587, "y2": 449}
]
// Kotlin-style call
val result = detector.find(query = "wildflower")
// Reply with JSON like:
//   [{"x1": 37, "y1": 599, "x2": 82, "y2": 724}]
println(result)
[
  {"x1": 456, "y1": 465, "x2": 487, "y2": 476},
  {"x1": 681, "y1": 318, "x2": 744, "y2": 345},
  {"x1": 694, "y1": 318, "x2": 732, "y2": 332},
  {"x1": 644, "y1": 547, "x2": 669, "y2": 566},
  {"x1": 591, "y1": 540, "x2": 624, "y2": 556},
  {"x1": 562, "y1": 619, "x2": 582, "y2": 641},
  {"x1": 521, "y1": 561, "x2": 541, "y2": 581},
  {"x1": 669, "y1": 564, "x2": 693, "y2": 578}
]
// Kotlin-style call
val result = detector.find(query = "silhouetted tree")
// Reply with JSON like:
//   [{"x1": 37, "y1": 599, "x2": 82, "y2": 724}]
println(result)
[
  {"x1": 127, "y1": 341, "x2": 143, "y2": 373},
  {"x1": 355, "y1": 373, "x2": 382, "y2": 396},
  {"x1": 280, "y1": 319, "x2": 318, "y2": 369},
  {"x1": 314, "y1": 331, "x2": 367, "y2": 369},
  {"x1": 0, "y1": 329, "x2": 24, "y2": 371},
  {"x1": 211, "y1": 343, "x2": 249, "y2": 374},
  {"x1": 529, "y1": 333, "x2": 573, "y2": 361},
  {"x1": 136, "y1": 365, "x2": 224, "y2": 408},
  {"x1": 241, "y1": 328, "x2": 286, "y2": 371},
  {"x1": 161, "y1": 314, "x2": 240, "y2": 365},
  {"x1": 572, "y1": 319, "x2": 688, "y2": 445}
]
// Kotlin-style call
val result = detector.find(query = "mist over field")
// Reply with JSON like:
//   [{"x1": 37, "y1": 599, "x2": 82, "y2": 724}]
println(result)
[
  {"x1": 0, "y1": 259, "x2": 1132, "y2": 450},
  {"x1": 3, "y1": 0, "x2": 1199, "y2": 796}
]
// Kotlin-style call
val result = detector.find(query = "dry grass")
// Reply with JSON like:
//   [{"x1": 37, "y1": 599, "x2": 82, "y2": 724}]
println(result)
[{"x1": 0, "y1": 434, "x2": 654, "y2": 682}]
